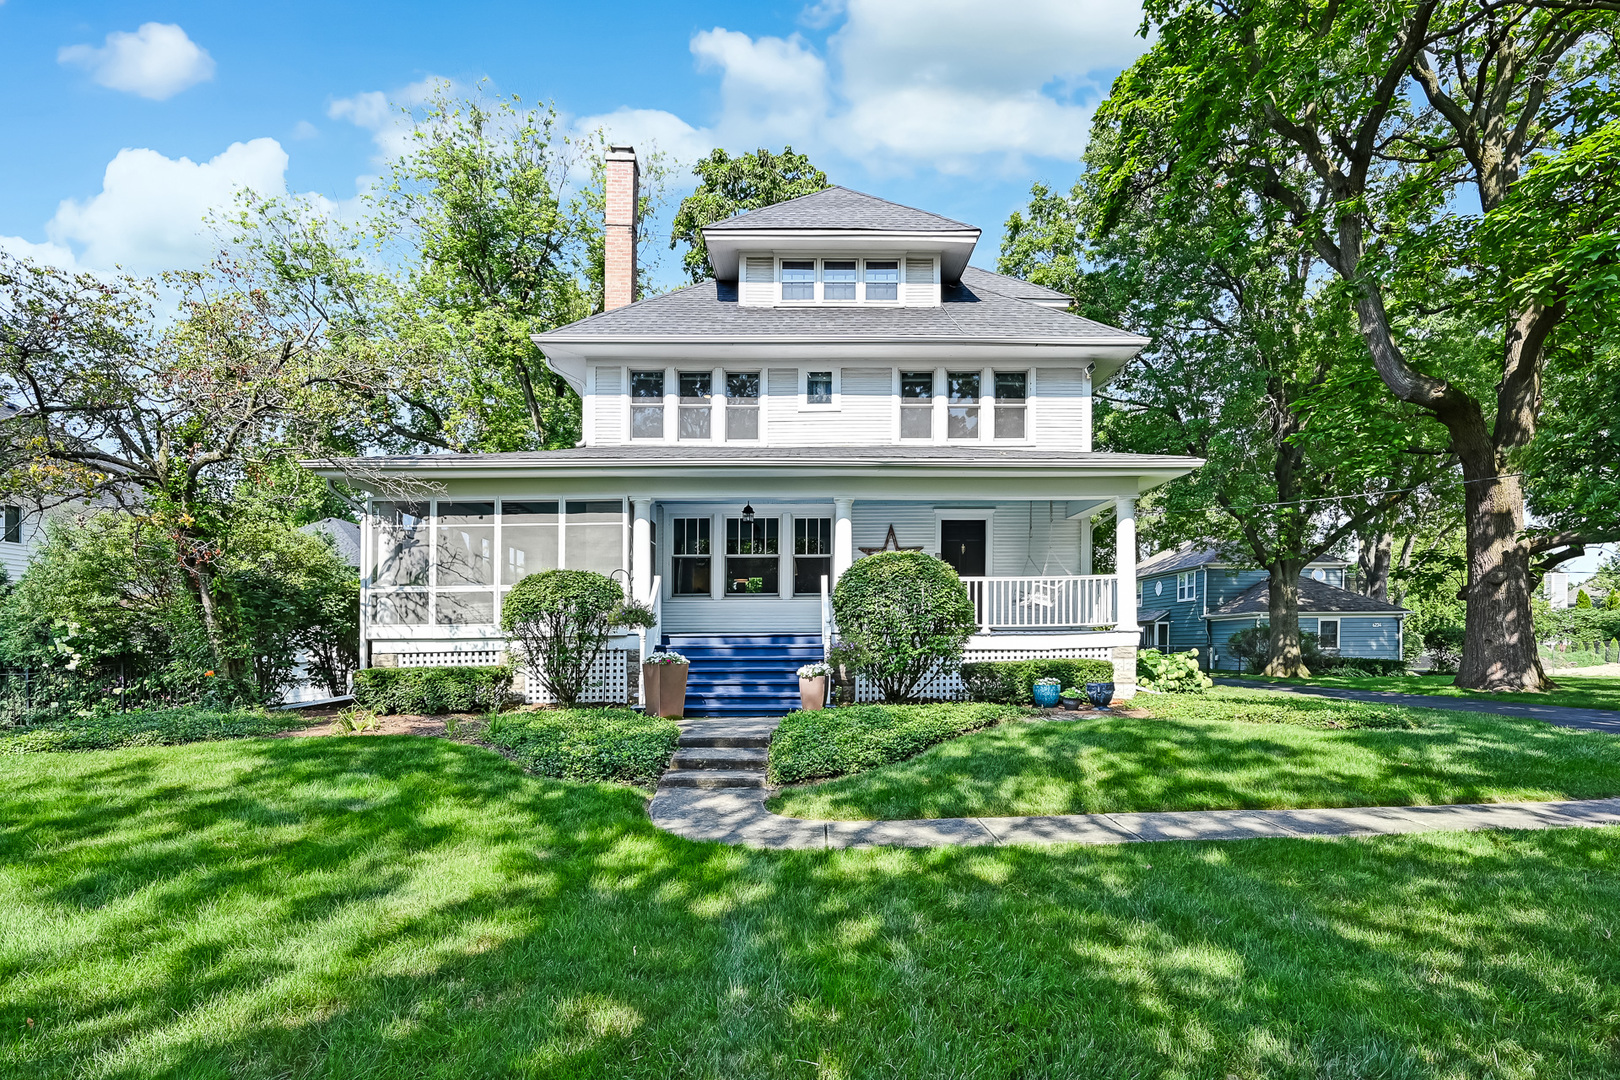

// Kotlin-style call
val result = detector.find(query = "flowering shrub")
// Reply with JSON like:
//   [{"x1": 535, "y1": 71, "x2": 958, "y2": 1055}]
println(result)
[
  {"x1": 797, "y1": 662, "x2": 832, "y2": 678},
  {"x1": 644, "y1": 651, "x2": 688, "y2": 666}
]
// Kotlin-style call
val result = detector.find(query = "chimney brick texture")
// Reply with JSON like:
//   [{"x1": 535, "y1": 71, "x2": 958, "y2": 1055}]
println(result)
[{"x1": 604, "y1": 146, "x2": 638, "y2": 312}]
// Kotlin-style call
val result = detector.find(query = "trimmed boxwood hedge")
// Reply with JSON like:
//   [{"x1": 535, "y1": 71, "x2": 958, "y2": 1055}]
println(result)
[
  {"x1": 961, "y1": 659, "x2": 1116, "y2": 705},
  {"x1": 353, "y1": 665, "x2": 515, "y2": 715},
  {"x1": 0, "y1": 707, "x2": 297, "y2": 753},
  {"x1": 767, "y1": 702, "x2": 1030, "y2": 785},
  {"x1": 484, "y1": 708, "x2": 680, "y2": 785}
]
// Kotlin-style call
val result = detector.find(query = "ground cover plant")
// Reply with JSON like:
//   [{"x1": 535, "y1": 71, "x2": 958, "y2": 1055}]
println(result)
[
  {"x1": 0, "y1": 706, "x2": 305, "y2": 753},
  {"x1": 767, "y1": 687, "x2": 1620, "y2": 821},
  {"x1": 4, "y1": 737, "x2": 1620, "y2": 1078},
  {"x1": 483, "y1": 707, "x2": 679, "y2": 785},
  {"x1": 1227, "y1": 672, "x2": 1620, "y2": 712},
  {"x1": 766, "y1": 702, "x2": 1030, "y2": 785}
]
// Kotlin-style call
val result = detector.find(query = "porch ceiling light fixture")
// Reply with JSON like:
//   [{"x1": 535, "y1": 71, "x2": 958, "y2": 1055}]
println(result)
[{"x1": 741, "y1": 502, "x2": 756, "y2": 523}]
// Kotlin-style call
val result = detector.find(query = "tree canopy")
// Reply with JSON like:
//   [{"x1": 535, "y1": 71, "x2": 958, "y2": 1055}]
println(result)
[{"x1": 669, "y1": 147, "x2": 829, "y2": 281}]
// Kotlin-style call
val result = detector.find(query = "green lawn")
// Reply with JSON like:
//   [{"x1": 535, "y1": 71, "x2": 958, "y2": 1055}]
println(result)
[
  {"x1": 5, "y1": 736, "x2": 1620, "y2": 1078},
  {"x1": 767, "y1": 689, "x2": 1620, "y2": 821},
  {"x1": 1225, "y1": 672, "x2": 1620, "y2": 711}
]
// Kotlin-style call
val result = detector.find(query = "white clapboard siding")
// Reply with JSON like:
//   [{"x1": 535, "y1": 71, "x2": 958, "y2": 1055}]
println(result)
[
  {"x1": 742, "y1": 256, "x2": 775, "y2": 306},
  {"x1": 904, "y1": 257, "x2": 939, "y2": 306},
  {"x1": 763, "y1": 366, "x2": 894, "y2": 446},
  {"x1": 1033, "y1": 366, "x2": 1089, "y2": 452},
  {"x1": 661, "y1": 596, "x2": 821, "y2": 633},
  {"x1": 847, "y1": 500, "x2": 1084, "y2": 574},
  {"x1": 590, "y1": 365, "x2": 624, "y2": 444}
]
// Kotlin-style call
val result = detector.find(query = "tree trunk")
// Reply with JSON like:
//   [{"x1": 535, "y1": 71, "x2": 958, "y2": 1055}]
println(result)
[
  {"x1": 1263, "y1": 560, "x2": 1309, "y2": 677},
  {"x1": 1391, "y1": 534, "x2": 1416, "y2": 607},
  {"x1": 185, "y1": 556, "x2": 243, "y2": 683},
  {"x1": 1358, "y1": 530, "x2": 1393, "y2": 601},
  {"x1": 1454, "y1": 460, "x2": 1548, "y2": 690}
]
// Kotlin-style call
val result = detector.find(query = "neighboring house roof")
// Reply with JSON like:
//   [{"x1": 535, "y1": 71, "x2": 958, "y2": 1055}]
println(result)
[
  {"x1": 300, "y1": 517, "x2": 361, "y2": 568},
  {"x1": 1137, "y1": 541, "x2": 1350, "y2": 576},
  {"x1": 533, "y1": 276, "x2": 1144, "y2": 348},
  {"x1": 958, "y1": 266, "x2": 1072, "y2": 305},
  {"x1": 310, "y1": 445, "x2": 1203, "y2": 476},
  {"x1": 1207, "y1": 577, "x2": 1408, "y2": 618},
  {"x1": 1137, "y1": 608, "x2": 1171, "y2": 624},
  {"x1": 702, "y1": 186, "x2": 976, "y2": 234}
]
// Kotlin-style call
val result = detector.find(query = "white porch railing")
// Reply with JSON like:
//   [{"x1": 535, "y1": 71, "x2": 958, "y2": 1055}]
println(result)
[{"x1": 959, "y1": 575, "x2": 1118, "y2": 631}]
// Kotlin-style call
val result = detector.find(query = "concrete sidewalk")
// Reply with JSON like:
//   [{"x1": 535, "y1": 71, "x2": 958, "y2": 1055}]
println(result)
[
  {"x1": 649, "y1": 785, "x2": 1620, "y2": 851},
  {"x1": 1215, "y1": 678, "x2": 1620, "y2": 734}
]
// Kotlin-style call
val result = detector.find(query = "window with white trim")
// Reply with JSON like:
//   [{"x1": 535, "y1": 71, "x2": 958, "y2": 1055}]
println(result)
[
  {"x1": 671, "y1": 518, "x2": 711, "y2": 596},
  {"x1": 823, "y1": 260, "x2": 857, "y2": 301},
  {"x1": 781, "y1": 260, "x2": 815, "y2": 301},
  {"x1": 805, "y1": 370, "x2": 835, "y2": 407},
  {"x1": 1176, "y1": 571, "x2": 1196, "y2": 601},
  {"x1": 994, "y1": 372, "x2": 1028, "y2": 439},
  {"x1": 678, "y1": 371, "x2": 712, "y2": 440},
  {"x1": 864, "y1": 260, "x2": 899, "y2": 301},
  {"x1": 1316, "y1": 618, "x2": 1340, "y2": 650},
  {"x1": 725, "y1": 371, "x2": 761, "y2": 440},
  {"x1": 629, "y1": 370, "x2": 664, "y2": 439},
  {"x1": 0, "y1": 506, "x2": 19, "y2": 544},
  {"x1": 435, "y1": 501, "x2": 496, "y2": 625},
  {"x1": 794, "y1": 517, "x2": 832, "y2": 595},
  {"x1": 947, "y1": 372, "x2": 981, "y2": 439},
  {"x1": 725, "y1": 516, "x2": 779, "y2": 594},
  {"x1": 900, "y1": 371, "x2": 934, "y2": 439}
]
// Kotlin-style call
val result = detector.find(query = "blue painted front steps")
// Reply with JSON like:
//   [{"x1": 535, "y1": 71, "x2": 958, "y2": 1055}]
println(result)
[{"x1": 662, "y1": 633, "x2": 823, "y2": 717}]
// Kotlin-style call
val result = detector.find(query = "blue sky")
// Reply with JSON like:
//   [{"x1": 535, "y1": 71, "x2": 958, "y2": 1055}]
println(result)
[{"x1": 0, "y1": 1, "x2": 1150, "y2": 285}]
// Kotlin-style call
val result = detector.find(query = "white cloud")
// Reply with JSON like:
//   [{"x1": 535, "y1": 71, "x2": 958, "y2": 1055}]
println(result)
[
  {"x1": 329, "y1": 76, "x2": 457, "y2": 162},
  {"x1": 0, "y1": 235, "x2": 80, "y2": 272},
  {"x1": 291, "y1": 119, "x2": 320, "y2": 140},
  {"x1": 58, "y1": 23, "x2": 216, "y2": 101},
  {"x1": 579, "y1": 0, "x2": 1147, "y2": 176},
  {"x1": 45, "y1": 139, "x2": 291, "y2": 272},
  {"x1": 573, "y1": 107, "x2": 714, "y2": 167}
]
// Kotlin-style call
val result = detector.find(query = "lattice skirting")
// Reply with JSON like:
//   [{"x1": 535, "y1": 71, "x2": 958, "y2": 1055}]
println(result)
[
  {"x1": 382, "y1": 645, "x2": 632, "y2": 706},
  {"x1": 852, "y1": 646, "x2": 1117, "y2": 703}
]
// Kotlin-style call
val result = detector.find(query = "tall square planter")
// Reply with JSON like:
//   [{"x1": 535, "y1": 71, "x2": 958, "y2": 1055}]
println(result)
[{"x1": 643, "y1": 663, "x2": 688, "y2": 719}]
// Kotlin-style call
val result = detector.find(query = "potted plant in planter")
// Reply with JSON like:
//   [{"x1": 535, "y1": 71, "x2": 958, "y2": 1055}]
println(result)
[
  {"x1": 1032, "y1": 676, "x2": 1062, "y2": 708},
  {"x1": 797, "y1": 662, "x2": 832, "y2": 711},
  {"x1": 1084, "y1": 679, "x2": 1115, "y2": 709},
  {"x1": 1059, "y1": 686, "x2": 1084, "y2": 710},
  {"x1": 643, "y1": 651, "x2": 689, "y2": 718}
]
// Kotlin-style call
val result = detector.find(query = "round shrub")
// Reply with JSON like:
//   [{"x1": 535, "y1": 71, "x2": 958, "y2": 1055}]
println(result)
[
  {"x1": 500, "y1": 571, "x2": 653, "y2": 708},
  {"x1": 831, "y1": 551, "x2": 977, "y2": 703}
]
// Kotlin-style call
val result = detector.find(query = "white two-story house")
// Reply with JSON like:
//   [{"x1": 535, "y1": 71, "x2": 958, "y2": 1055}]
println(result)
[{"x1": 319, "y1": 147, "x2": 1200, "y2": 715}]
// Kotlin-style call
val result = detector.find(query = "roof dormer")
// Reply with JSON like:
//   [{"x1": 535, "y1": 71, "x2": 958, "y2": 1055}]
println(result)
[{"x1": 702, "y1": 187, "x2": 981, "y2": 287}]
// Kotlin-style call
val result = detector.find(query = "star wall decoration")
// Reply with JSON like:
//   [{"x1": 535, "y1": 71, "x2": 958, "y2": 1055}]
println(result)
[{"x1": 859, "y1": 525, "x2": 923, "y2": 555}]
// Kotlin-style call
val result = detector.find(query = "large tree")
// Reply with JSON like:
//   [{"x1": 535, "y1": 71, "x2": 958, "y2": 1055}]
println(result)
[
  {"x1": 669, "y1": 147, "x2": 829, "y2": 281},
  {"x1": 1099, "y1": 0, "x2": 1620, "y2": 689},
  {"x1": 1004, "y1": 160, "x2": 1445, "y2": 676}
]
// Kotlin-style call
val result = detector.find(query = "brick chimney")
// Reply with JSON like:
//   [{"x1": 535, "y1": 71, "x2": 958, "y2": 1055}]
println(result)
[{"x1": 603, "y1": 145, "x2": 638, "y2": 311}]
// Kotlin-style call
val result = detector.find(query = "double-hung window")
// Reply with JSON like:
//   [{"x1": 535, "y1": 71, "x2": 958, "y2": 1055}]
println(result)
[
  {"x1": 864, "y1": 260, "x2": 899, "y2": 301},
  {"x1": 794, "y1": 517, "x2": 832, "y2": 595},
  {"x1": 994, "y1": 372, "x2": 1028, "y2": 439},
  {"x1": 725, "y1": 517, "x2": 779, "y2": 594},
  {"x1": 0, "y1": 506, "x2": 19, "y2": 544},
  {"x1": 678, "y1": 371, "x2": 712, "y2": 440},
  {"x1": 670, "y1": 517, "x2": 711, "y2": 596},
  {"x1": 726, "y1": 371, "x2": 761, "y2": 440},
  {"x1": 900, "y1": 371, "x2": 934, "y2": 439},
  {"x1": 823, "y1": 260, "x2": 857, "y2": 301},
  {"x1": 947, "y1": 372, "x2": 981, "y2": 439},
  {"x1": 781, "y1": 260, "x2": 815, "y2": 301},
  {"x1": 629, "y1": 370, "x2": 665, "y2": 439},
  {"x1": 1316, "y1": 618, "x2": 1341, "y2": 651},
  {"x1": 1176, "y1": 571, "x2": 1196, "y2": 601}
]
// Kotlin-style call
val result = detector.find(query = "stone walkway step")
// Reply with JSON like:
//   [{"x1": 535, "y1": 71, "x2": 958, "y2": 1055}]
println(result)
[
  {"x1": 677, "y1": 732, "x2": 772, "y2": 749},
  {"x1": 670, "y1": 746, "x2": 768, "y2": 770},
  {"x1": 659, "y1": 769, "x2": 768, "y2": 789}
]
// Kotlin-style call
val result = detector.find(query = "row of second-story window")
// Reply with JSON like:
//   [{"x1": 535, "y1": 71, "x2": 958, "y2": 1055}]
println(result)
[
  {"x1": 626, "y1": 368, "x2": 1030, "y2": 441},
  {"x1": 744, "y1": 256, "x2": 929, "y2": 304},
  {"x1": 1137, "y1": 571, "x2": 1198, "y2": 604}
]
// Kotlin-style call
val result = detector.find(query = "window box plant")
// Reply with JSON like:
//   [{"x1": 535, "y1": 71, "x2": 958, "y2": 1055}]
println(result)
[
  {"x1": 797, "y1": 662, "x2": 832, "y2": 711},
  {"x1": 642, "y1": 651, "x2": 689, "y2": 718}
]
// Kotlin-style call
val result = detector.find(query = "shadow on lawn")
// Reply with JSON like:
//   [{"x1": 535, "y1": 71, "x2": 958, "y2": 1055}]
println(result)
[{"x1": 5, "y1": 736, "x2": 1620, "y2": 1078}]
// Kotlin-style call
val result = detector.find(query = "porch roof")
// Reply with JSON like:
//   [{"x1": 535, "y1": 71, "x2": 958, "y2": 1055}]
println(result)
[{"x1": 307, "y1": 445, "x2": 1203, "y2": 487}]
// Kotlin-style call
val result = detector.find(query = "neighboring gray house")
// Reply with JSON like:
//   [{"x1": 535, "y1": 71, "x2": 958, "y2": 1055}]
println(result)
[{"x1": 1136, "y1": 543, "x2": 1407, "y2": 670}]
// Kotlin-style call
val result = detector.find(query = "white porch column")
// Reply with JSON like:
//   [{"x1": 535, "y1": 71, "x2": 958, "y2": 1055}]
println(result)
[
  {"x1": 1079, "y1": 514, "x2": 1094, "y2": 576},
  {"x1": 710, "y1": 511, "x2": 726, "y2": 600},
  {"x1": 778, "y1": 511, "x2": 794, "y2": 599},
  {"x1": 631, "y1": 498, "x2": 653, "y2": 601},
  {"x1": 833, "y1": 498, "x2": 855, "y2": 583},
  {"x1": 1115, "y1": 496, "x2": 1137, "y2": 630}
]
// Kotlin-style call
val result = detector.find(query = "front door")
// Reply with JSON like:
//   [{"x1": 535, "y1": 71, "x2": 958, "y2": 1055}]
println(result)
[{"x1": 940, "y1": 520, "x2": 987, "y2": 577}]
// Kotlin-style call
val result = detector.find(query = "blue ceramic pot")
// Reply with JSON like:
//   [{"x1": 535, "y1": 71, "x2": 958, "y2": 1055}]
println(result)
[
  {"x1": 1032, "y1": 683, "x2": 1062, "y2": 707},
  {"x1": 1085, "y1": 681, "x2": 1115, "y2": 709}
]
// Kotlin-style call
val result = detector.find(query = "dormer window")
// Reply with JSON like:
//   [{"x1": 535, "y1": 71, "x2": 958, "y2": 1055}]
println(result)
[
  {"x1": 823, "y1": 260, "x2": 857, "y2": 301},
  {"x1": 781, "y1": 260, "x2": 816, "y2": 301},
  {"x1": 864, "y1": 261, "x2": 899, "y2": 301}
]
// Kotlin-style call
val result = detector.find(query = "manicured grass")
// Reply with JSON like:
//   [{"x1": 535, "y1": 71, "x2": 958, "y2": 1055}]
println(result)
[
  {"x1": 1227, "y1": 672, "x2": 1620, "y2": 711},
  {"x1": 5, "y1": 738, "x2": 1620, "y2": 1078},
  {"x1": 484, "y1": 707, "x2": 679, "y2": 785},
  {"x1": 0, "y1": 706, "x2": 308, "y2": 752},
  {"x1": 767, "y1": 688, "x2": 1620, "y2": 821}
]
